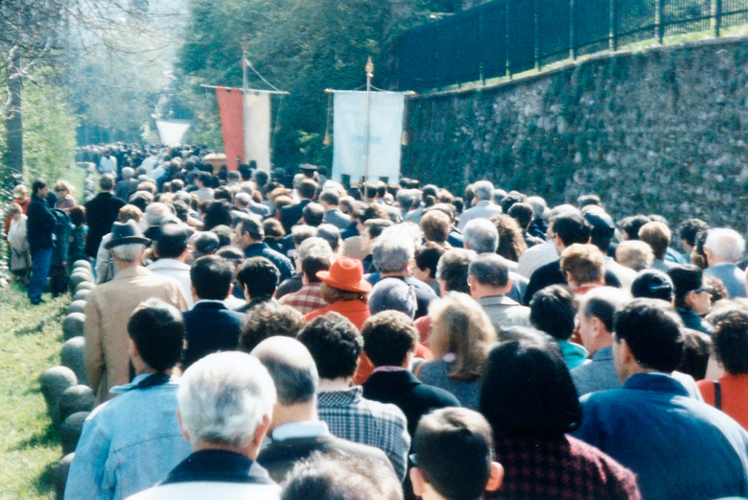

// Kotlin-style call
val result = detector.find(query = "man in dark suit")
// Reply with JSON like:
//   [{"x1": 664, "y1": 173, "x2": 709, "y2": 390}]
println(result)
[
  {"x1": 233, "y1": 216, "x2": 294, "y2": 283},
  {"x1": 280, "y1": 178, "x2": 317, "y2": 233},
  {"x1": 181, "y1": 256, "x2": 245, "y2": 369},
  {"x1": 361, "y1": 310, "x2": 460, "y2": 438},
  {"x1": 85, "y1": 174, "x2": 126, "y2": 258},
  {"x1": 524, "y1": 212, "x2": 620, "y2": 303},
  {"x1": 252, "y1": 336, "x2": 392, "y2": 484}
]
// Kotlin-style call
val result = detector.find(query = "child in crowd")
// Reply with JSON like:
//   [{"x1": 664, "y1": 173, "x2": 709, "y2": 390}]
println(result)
[
  {"x1": 410, "y1": 407, "x2": 503, "y2": 500},
  {"x1": 68, "y1": 206, "x2": 88, "y2": 264}
]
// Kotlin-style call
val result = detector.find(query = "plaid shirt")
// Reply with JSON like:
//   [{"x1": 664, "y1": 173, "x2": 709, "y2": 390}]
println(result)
[
  {"x1": 317, "y1": 386, "x2": 410, "y2": 480},
  {"x1": 488, "y1": 434, "x2": 641, "y2": 500},
  {"x1": 278, "y1": 282, "x2": 327, "y2": 315}
]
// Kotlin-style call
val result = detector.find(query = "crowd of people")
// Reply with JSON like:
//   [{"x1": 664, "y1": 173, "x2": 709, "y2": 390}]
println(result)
[{"x1": 7, "y1": 141, "x2": 748, "y2": 499}]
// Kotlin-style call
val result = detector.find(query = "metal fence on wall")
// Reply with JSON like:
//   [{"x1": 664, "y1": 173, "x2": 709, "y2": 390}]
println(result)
[{"x1": 396, "y1": 0, "x2": 748, "y2": 91}]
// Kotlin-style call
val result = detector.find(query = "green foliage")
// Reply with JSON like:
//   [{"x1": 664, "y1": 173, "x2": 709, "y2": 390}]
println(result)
[
  {"x1": 179, "y1": 0, "x2": 464, "y2": 166},
  {"x1": 21, "y1": 76, "x2": 78, "y2": 184},
  {"x1": 0, "y1": 72, "x2": 78, "y2": 186},
  {"x1": 0, "y1": 281, "x2": 67, "y2": 499}
]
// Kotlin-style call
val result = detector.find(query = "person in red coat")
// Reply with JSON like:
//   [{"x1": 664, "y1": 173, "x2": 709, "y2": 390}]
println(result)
[{"x1": 304, "y1": 257, "x2": 371, "y2": 330}]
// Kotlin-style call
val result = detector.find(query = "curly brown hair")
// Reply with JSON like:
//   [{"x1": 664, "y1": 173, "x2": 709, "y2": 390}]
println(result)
[
  {"x1": 239, "y1": 301, "x2": 305, "y2": 353},
  {"x1": 489, "y1": 214, "x2": 527, "y2": 262},
  {"x1": 320, "y1": 283, "x2": 368, "y2": 304}
]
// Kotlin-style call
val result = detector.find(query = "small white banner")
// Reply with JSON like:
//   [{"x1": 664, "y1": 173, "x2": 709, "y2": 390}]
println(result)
[
  {"x1": 243, "y1": 92, "x2": 272, "y2": 173},
  {"x1": 332, "y1": 91, "x2": 405, "y2": 184},
  {"x1": 156, "y1": 119, "x2": 191, "y2": 146}
]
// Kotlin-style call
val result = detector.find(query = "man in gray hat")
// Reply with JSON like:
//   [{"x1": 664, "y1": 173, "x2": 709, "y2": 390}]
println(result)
[{"x1": 84, "y1": 220, "x2": 188, "y2": 405}]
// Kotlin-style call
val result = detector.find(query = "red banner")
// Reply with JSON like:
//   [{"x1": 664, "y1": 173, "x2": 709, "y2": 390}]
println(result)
[{"x1": 215, "y1": 87, "x2": 244, "y2": 171}]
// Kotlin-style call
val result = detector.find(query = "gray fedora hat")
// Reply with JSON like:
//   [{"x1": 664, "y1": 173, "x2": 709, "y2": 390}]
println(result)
[{"x1": 105, "y1": 220, "x2": 150, "y2": 249}]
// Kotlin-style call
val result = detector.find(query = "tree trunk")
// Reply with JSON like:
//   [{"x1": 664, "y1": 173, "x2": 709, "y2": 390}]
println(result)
[{"x1": 6, "y1": 48, "x2": 23, "y2": 178}]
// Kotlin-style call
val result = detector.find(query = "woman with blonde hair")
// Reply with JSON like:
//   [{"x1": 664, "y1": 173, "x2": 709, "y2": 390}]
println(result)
[
  {"x1": 416, "y1": 292, "x2": 497, "y2": 409},
  {"x1": 53, "y1": 180, "x2": 77, "y2": 210}
]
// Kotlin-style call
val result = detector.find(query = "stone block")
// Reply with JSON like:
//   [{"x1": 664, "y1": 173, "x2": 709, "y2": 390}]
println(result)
[
  {"x1": 72, "y1": 260, "x2": 93, "y2": 273},
  {"x1": 56, "y1": 453, "x2": 75, "y2": 500},
  {"x1": 40, "y1": 367, "x2": 77, "y2": 426},
  {"x1": 68, "y1": 273, "x2": 92, "y2": 293},
  {"x1": 74, "y1": 282, "x2": 95, "y2": 294},
  {"x1": 61, "y1": 337, "x2": 87, "y2": 386},
  {"x1": 60, "y1": 411, "x2": 89, "y2": 455},
  {"x1": 72, "y1": 289, "x2": 91, "y2": 302},
  {"x1": 67, "y1": 300, "x2": 87, "y2": 315},
  {"x1": 59, "y1": 385, "x2": 95, "y2": 424},
  {"x1": 63, "y1": 313, "x2": 86, "y2": 340}
]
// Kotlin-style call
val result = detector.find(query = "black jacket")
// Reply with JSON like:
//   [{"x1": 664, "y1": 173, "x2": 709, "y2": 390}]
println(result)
[
  {"x1": 84, "y1": 192, "x2": 125, "y2": 257},
  {"x1": 258, "y1": 432, "x2": 391, "y2": 483},
  {"x1": 362, "y1": 370, "x2": 461, "y2": 437},
  {"x1": 279, "y1": 199, "x2": 311, "y2": 234},
  {"x1": 26, "y1": 194, "x2": 56, "y2": 251},
  {"x1": 181, "y1": 301, "x2": 245, "y2": 369},
  {"x1": 524, "y1": 258, "x2": 622, "y2": 304}
]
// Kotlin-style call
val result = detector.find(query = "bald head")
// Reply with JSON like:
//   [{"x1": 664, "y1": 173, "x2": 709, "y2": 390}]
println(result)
[{"x1": 251, "y1": 337, "x2": 318, "y2": 406}]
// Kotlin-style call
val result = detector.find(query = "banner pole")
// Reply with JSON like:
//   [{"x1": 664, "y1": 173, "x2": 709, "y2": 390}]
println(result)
[{"x1": 364, "y1": 57, "x2": 374, "y2": 200}]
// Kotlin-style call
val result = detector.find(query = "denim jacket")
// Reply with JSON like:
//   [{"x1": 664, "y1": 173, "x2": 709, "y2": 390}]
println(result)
[{"x1": 65, "y1": 374, "x2": 193, "y2": 500}]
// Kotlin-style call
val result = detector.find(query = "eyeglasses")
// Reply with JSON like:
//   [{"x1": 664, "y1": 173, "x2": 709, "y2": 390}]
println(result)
[
  {"x1": 694, "y1": 287, "x2": 711, "y2": 295},
  {"x1": 55, "y1": 188, "x2": 66, "y2": 192}
]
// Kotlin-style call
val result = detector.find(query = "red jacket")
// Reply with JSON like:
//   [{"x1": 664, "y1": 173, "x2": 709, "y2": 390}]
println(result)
[{"x1": 304, "y1": 299, "x2": 370, "y2": 331}]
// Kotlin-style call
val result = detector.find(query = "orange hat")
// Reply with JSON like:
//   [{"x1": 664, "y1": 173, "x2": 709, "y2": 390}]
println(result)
[{"x1": 317, "y1": 257, "x2": 373, "y2": 294}]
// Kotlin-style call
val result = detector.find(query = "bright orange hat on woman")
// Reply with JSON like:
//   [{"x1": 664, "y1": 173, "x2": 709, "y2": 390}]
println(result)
[{"x1": 316, "y1": 257, "x2": 373, "y2": 294}]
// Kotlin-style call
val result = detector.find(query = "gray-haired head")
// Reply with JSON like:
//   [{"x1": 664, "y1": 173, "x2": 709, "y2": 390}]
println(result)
[
  {"x1": 548, "y1": 204, "x2": 580, "y2": 222},
  {"x1": 173, "y1": 191, "x2": 191, "y2": 205},
  {"x1": 526, "y1": 196, "x2": 548, "y2": 219},
  {"x1": 251, "y1": 337, "x2": 318, "y2": 407},
  {"x1": 704, "y1": 228, "x2": 746, "y2": 263},
  {"x1": 234, "y1": 192, "x2": 252, "y2": 209},
  {"x1": 297, "y1": 236, "x2": 335, "y2": 264},
  {"x1": 177, "y1": 352, "x2": 276, "y2": 449},
  {"x1": 463, "y1": 219, "x2": 499, "y2": 254},
  {"x1": 121, "y1": 167, "x2": 135, "y2": 179},
  {"x1": 472, "y1": 181, "x2": 494, "y2": 201},
  {"x1": 145, "y1": 202, "x2": 176, "y2": 227},
  {"x1": 492, "y1": 189, "x2": 507, "y2": 205},
  {"x1": 315, "y1": 224, "x2": 341, "y2": 252},
  {"x1": 396, "y1": 189, "x2": 421, "y2": 212},
  {"x1": 372, "y1": 228, "x2": 415, "y2": 274},
  {"x1": 239, "y1": 182, "x2": 255, "y2": 196},
  {"x1": 111, "y1": 243, "x2": 146, "y2": 261},
  {"x1": 468, "y1": 253, "x2": 510, "y2": 289}
]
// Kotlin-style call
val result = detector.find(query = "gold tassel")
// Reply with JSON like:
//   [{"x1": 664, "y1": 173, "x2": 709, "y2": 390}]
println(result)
[{"x1": 323, "y1": 92, "x2": 333, "y2": 146}]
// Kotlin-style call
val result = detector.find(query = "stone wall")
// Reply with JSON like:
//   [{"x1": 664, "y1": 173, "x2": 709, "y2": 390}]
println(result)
[{"x1": 402, "y1": 36, "x2": 748, "y2": 228}]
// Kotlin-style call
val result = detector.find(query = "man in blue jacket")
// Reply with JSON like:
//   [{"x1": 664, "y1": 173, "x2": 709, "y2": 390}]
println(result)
[
  {"x1": 65, "y1": 298, "x2": 192, "y2": 499},
  {"x1": 574, "y1": 298, "x2": 748, "y2": 500},
  {"x1": 26, "y1": 179, "x2": 56, "y2": 305}
]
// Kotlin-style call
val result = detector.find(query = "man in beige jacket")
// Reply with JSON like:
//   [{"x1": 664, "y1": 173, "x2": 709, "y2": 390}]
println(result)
[{"x1": 85, "y1": 220, "x2": 188, "y2": 405}]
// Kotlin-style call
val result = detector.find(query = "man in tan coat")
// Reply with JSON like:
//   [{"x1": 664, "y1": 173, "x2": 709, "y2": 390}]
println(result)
[{"x1": 84, "y1": 221, "x2": 188, "y2": 405}]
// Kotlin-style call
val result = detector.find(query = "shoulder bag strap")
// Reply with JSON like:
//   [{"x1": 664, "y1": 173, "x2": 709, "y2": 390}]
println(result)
[{"x1": 713, "y1": 380, "x2": 722, "y2": 411}]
